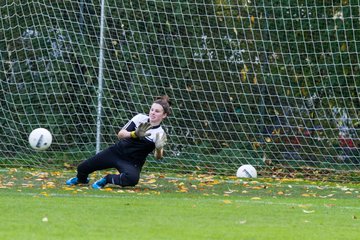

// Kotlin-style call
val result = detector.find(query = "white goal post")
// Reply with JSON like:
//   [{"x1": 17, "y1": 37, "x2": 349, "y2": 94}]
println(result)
[{"x1": 0, "y1": 1, "x2": 359, "y2": 179}]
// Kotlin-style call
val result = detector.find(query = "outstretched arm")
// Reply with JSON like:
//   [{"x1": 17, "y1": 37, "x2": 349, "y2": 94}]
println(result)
[
  {"x1": 154, "y1": 133, "x2": 167, "y2": 160},
  {"x1": 117, "y1": 129, "x2": 132, "y2": 139},
  {"x1": 118, "y1": 122, "x2": 152, "y2": 139}
]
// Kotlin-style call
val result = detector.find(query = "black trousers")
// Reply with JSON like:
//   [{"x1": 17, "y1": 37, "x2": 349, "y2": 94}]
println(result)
[{"x1": 76, "y1": 147, "x2": 141, "y2": 187}]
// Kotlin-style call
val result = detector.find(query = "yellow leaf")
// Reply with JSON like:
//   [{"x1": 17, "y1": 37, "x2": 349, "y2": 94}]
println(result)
[
  {"x1": 298, "y1": 204, "x2": 311, "y2": 209},
  {"x1": 250, "y1": 16, "x2": 255, "y2": 24},
  {"x1": 51, "y1": 171, "x2": 61, "y2": 176},
  {"x1": 212, "y1": 180, "x2": 221, "y2": 185},
  {"x1": 144, "y1": 179, "x2": 156, "y2": 184},
  {"x1": 251, "y1": 197, "x2": 261, "y2": 200},
  {"x1": 178, "y1": 189, "x2": 188, "y2": 193},
  {"x1": 253, "y1": 76, "x2": 257, "y2": 84},
  {"x1": 21, "y1": 183, "x2": 34, "y2": 188},
  {"x1": 272, "y1": 128, "x2": 280, "y2": 135},
  {"x1": 253, "y1": 142, "x2": 260, "y2": 149},
  {"x1": 233, "y1": 27, "x2": 238, "y2": 36},
  {"x1": 241, "y1": 65, "x2": 248, "y2": 81},
  {"x1": 340, "y1": 43, "x2": 347, "y2": 51},
  {"x1": 325, "y1": 204, "x2": 336, "y2": 208},
  {"x1": 301, "y1": 88, "x2": 308, "y2": 96},
  {"x1": 63, "y1": 163, "x2": 71, "y2": 168},
  {"x1": 40, "y1": 192, "x2": 49, "y2": 197},
  {"x1": 223, "y1": 200, "x2": 232, "y2": 204},
  {"x1": 244, "y1": 64, "x2": 248, "y2": 72},
  {"x1": 241, "y1": 70, "x2": 247, "y2": 81}
]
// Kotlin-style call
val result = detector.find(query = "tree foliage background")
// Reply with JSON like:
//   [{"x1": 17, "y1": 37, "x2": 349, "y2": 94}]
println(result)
[{"x1": 0, "y1": 0, "x2": 359, "y2": 172}]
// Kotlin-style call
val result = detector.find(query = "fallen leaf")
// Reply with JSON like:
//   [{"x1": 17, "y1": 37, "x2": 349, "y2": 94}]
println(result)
[
  {"x1": 303, "y1": 210, "x2": 315, "y2": 214},
  {"x1": 324, "y1": 204, "x2": 336, "y2": 208},
  {"x1": 238, "y1": 220, "x2": 247, "y2": 224}
]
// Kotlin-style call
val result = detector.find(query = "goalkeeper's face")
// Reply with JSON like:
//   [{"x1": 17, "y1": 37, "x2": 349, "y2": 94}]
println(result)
[{"x1": 149, "y1": 103, "x2": 167, "y2": 125}]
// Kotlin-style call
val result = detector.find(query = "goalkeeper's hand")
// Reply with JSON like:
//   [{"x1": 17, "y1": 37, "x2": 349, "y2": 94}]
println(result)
[
  {"x1": 155, "y1": 132, "x2": 167, "y2": 149},
  {"x1": 132, "y1": 122, "x2": 152, "y2": 138}
]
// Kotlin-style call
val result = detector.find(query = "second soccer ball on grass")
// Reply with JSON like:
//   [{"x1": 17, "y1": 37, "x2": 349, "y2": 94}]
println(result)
[{"x1": 236, "y1": 164, "x2": 257, "y2": 178}]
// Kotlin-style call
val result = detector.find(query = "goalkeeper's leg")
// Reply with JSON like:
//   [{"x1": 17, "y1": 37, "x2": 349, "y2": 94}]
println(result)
[
  {"x1": 66, "y1": 146, "x2": 119, "y2": 185},
  {"x1": 76, "y1": 148, "x2": 118, "y2": 182},
  {"x1": 106, "y1": 164, "x2": 140, "y2": 187},
  {"x1": 93, "y1": 160, "x2": 141, "y2": 188}
]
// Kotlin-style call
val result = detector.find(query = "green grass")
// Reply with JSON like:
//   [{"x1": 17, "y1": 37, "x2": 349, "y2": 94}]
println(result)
[{"x1": 1, "y1": 168, "x2": 360, "y2": 240}]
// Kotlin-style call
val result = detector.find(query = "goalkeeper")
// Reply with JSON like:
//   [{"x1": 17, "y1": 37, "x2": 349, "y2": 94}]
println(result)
[{"x1": 66, "y1": 95, "x2": 171, "y2": 189}]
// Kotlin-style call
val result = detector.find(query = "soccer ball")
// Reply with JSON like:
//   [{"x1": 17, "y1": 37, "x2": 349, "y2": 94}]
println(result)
[
  {"x1": 28, "y1": 128, "x2": 52, "y2": 151},
  {"x1": 236, "y1": 164, "x2": 257, "y2": 178}
]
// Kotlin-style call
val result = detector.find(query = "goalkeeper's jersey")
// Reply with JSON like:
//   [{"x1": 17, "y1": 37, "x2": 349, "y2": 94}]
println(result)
[{"x1": 111, "y1": 114, "x2": 165, "y2": 167}]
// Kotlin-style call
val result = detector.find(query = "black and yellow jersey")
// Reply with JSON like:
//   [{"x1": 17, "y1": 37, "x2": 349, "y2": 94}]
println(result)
[{"x1": 111, "y1": 114, "x2": 165, "y2": 166}]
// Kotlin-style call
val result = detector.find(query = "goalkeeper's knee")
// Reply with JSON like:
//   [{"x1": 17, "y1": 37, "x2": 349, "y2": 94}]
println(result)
[{"x1": 106, "y1": 173, "x2": 139, "y2": 187}]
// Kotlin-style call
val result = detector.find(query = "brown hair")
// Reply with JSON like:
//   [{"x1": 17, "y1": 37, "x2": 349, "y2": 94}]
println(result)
[{"x1": 154, "y1": 95, "x2": 171, "y2": 115}]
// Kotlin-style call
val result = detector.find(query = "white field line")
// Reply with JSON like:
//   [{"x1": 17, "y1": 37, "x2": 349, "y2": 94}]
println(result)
[
  {"x1": 163, "y1": 176, "x2": 360, "y2": 191},
  {"x1": 6, "y1": 191, "x2": 360, "y2": 211},
  {"x1": 0, "y1": 168, "x2": 357, "y2": 190},
  {"x1": 0, "y1": 169, "x2": 358, "y2": 191}
]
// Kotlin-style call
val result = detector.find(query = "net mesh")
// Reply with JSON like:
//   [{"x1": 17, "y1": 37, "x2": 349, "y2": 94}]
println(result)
[{"x1": 0, "y1": 1, "x2": 359, "y2": 180}]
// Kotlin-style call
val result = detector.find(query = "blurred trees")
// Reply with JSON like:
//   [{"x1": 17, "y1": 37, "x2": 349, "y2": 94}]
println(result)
[{"x1": 0, "y1": 0, "x2": 359, "y2": 170}]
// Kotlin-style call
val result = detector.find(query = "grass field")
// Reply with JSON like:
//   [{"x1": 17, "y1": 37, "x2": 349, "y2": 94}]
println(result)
[{"x1": 1, "y1": 168, "x2": 360, "y2": 240}]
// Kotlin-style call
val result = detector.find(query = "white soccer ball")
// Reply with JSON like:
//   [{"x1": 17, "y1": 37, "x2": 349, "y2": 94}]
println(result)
[
  {"x1": 28, "y1": 128, "x2": 52, "y2": 151},
  {"x1": 236, "y1": 164, "x2": 257, "y2": 178}
]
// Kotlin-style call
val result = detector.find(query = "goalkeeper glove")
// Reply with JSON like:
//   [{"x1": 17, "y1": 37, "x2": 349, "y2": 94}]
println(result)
[
  {"x1": 155, "y1": 132, "x2": 167, "y2": 149},
  {"x1": 131, "y1": 122, "x2": 152, "y2": 138}
]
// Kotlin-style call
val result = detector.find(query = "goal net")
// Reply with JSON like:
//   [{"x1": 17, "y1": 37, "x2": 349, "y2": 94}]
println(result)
[{"x1": 1, "y1": 1, "x2": 359, "y2": 180}]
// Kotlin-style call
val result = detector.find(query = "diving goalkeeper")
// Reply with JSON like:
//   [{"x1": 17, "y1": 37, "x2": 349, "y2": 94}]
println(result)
[{"x1": 66, "y1": 95, "x2": 171, "y2": 189}]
